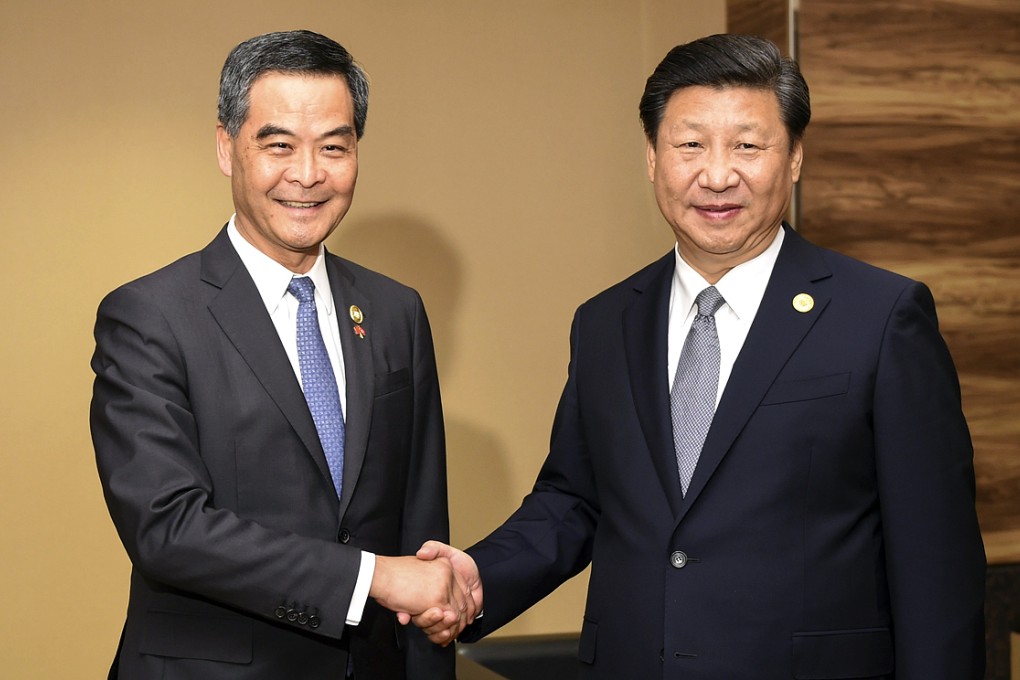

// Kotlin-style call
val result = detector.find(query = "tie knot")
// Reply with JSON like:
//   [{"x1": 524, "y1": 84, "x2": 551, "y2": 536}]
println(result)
[
  {"x1": 288, "y1": 276, "x2": 316, "y2": 303},
  {"x1": 695, "y1": 286, "x2": 725, "y2": 318}
]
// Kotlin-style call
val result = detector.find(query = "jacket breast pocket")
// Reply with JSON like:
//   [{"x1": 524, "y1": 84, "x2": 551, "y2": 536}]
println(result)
[
  {"x1": 140, "y1": 609, "x2": 253, "y2": 664},
  {"x1": 792, "y1": 627, "x2": 893, "y2": 679},
  {"x1": 761, "y1": 372, "x2": 851, "y2": 406},
  {"x1": 374, "y1": 368, "x2": 410, "y2": 398}
]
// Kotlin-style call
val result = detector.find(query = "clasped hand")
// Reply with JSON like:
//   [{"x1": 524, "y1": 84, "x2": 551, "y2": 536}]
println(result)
[{"x1": 371, "y1": 543, "x2": 482, "y2": 646}]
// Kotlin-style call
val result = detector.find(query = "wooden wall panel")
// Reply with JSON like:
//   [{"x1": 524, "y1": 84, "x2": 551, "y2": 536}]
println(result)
[
  {"x1": 796, "y1": 0, "x2": 1020, "y2": 561},
  {"x1": 727, "y1": 0, "x2": 790, "y2": 54}
]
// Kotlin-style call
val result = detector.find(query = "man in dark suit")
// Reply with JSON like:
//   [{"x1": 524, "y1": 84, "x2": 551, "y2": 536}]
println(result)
[
  {"x1": 90, "y1": 30, "x2": 473, "y2": 679},
  {"x1": 415, "y1": 34, "x2": 985, "y2": 678}
]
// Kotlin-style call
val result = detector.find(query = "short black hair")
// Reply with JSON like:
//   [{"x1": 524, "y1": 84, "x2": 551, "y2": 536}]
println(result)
[{"x1": 639, "y1": 34, "x2": 810, "y2": 148}]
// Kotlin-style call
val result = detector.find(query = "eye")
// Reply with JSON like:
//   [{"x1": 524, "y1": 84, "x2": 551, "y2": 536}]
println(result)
[
  {"x1": 736, "y1": 142, "x2": 761, "y2": 151},
  {"x1": 673, "y1": 141, "x2": 703, "y2": 152},
  {"x1": 322, "y1": 144, "x2": 349, "y2": 154},
  {"x1": 261, "y1": 141, "x2": 292, "y2": 154}
]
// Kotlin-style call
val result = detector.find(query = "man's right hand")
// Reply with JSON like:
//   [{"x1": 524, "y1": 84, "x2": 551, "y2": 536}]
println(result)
[
  {"x1": 409, "y1": 541, "x2": 483, "y2": 645},
  {"x1": 370, "y1": 555, "x2": 476, "y2": 645}
]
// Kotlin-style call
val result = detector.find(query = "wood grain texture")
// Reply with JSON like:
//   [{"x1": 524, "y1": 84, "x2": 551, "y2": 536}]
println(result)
[
  {"x1": 727, "y1": 0, "x2": 790, "y2": 54},
  {"x1": 800, "y1": 0, "x2": 1019, "y2": 126},
  {"x1": 797, "y1": 0, "x2": 1020, "y2": 560}
]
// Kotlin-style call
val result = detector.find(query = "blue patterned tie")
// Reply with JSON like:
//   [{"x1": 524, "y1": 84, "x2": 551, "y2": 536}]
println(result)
[
  {"x1": 288, "y1": 277, "x2": 345, "y2": 498},
  {"x1": 671, "y1": 286, "x2": 725, "y2": 496}
]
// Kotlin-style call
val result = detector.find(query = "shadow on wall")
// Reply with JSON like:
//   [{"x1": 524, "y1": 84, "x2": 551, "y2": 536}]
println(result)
[
  {"x1": 329, "y1": 214, "x2": 463, "y2": 365},
  {"x1": 330, "y1": 215, "x2": 515, "y2": 544}
]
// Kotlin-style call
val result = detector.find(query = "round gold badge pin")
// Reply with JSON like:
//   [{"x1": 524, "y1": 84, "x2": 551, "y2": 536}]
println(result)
[{"x1": 792, "y1": 293, "x2": 814, "y2": 313}]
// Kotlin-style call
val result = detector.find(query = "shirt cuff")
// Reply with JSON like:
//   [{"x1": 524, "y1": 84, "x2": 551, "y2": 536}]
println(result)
[{"x1": 345, "y1": 551, "x2": 376, "y2": 626}]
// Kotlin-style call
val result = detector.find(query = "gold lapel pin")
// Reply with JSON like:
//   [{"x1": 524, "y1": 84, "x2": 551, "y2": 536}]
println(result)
[
  {"x1": 349, "y1": 305, "x2": 364, "y2": 324},
  {"x1": 792, "y1": 293, "x2": 814, "y2": 313}
]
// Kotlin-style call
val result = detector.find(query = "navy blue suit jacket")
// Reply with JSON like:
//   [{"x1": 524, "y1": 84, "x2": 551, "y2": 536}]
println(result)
[
  {"x1": 91, "y1": 227, "x2": 454, "y2": 679},
  {"x1": 464, "y1": 226, "x2": 985, "y2": 679}
]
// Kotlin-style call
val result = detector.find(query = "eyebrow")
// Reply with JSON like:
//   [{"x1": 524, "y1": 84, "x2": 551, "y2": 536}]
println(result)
[
  {"x1": 255, "y1": 124, "x2": 355, "y2": 141},
  {"x1": 679, "y1": 120, "x2": 762, "y2": 132},
  {"x1": 255, "y1": 124, "x2": 293, "y2": 140}
]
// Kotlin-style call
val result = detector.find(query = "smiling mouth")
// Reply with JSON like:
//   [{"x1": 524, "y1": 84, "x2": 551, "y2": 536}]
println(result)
[
  {"x1": 277, "y1": 200, "x2": 325, "y2": 208},
  {"x1": 698, "y1": 204, "x2": 740, "y2": 212}
]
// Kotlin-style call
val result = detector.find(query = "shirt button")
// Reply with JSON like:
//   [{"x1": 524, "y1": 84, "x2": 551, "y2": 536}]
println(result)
[{"x1": 670, "y1": 551, "x2": 688, "y2": 569}]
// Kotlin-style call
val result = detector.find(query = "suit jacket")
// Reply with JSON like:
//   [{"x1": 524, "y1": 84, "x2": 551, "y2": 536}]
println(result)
[
  {"x1": 91, "y1": 227, "x2": 455, "y2": 679},
  {"x1": 462, "y1": 226, "x2": 985, "y2": 679}
]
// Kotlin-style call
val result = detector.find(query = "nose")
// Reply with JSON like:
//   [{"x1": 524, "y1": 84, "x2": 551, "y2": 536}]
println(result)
[
  {"x1": 697, "y1": 149, "x2": 739, "y2": 192},
  {"x1": 285, "y1": 149, "x2": 326, "y2": 187}
]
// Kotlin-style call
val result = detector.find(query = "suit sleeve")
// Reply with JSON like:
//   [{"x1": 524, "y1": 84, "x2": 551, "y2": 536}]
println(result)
[
  {"x1": 461, "y1": 308, "x2": 600, "y2": 640},
  {"x1": 398, "y1": 294, "x2": 457, "y2": 678},
  {"x1": 872, "y1": 281, "x2": 985, "y2": 678},
  {"x1": 91, "y1": 284, "x2": 361, "y2": 640}
]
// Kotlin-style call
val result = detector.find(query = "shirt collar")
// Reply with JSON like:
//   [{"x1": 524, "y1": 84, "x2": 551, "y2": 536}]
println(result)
[
  {"x1": 672, "y1": 226, "x2": 785, "y2": 320},
  {"x1": 226, "y1": 215, "x2": 334, "y2": 316}
]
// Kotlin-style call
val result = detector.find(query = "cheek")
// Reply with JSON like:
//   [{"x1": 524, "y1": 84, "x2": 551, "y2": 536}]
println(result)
[
  {"x1": 235, "y1": 155, "x2": 283, "y2": 191},
  {"x1": 659, "y1": 166, "x2": 696, "y2": 200},
  {"x1": 758, "y1": 173, "x2": 792, "y2": 204},
  {"x1": 332, "y1": 164, "x2": 359, "y2": 193},
  {"x1": 254, "y1": 159, "x2": 285, "y2": 188}
]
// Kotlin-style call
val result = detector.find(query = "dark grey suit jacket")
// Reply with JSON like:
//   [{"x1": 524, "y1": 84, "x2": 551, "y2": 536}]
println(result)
[
  {"x1": 462, "y1": 226, "x2": 985, "y2": 679},
  {"x1": 91, "y1": 227, "x2": 454, "y2": 679}
]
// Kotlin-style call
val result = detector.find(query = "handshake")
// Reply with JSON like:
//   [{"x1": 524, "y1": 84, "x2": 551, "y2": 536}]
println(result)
[{"x1": 369, "y1": 541, "x2": 482, "y2": 646}]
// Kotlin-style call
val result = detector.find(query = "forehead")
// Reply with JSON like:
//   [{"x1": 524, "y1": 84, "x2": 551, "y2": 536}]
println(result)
[
  {"x1": 245, "y1": 72, "x2": 353, "y2": 119},
  {"x1": 660, "y1": 85, "x2": 785, "y2": 135}
]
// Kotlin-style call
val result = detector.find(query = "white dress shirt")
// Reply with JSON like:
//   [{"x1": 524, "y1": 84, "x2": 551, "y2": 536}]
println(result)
[
  {"x1": 227, "y1": 217, "x2": 374, "y2": 626},
  {"x1": 667, "y1": 227, "x2": 785, "y2": 403}
]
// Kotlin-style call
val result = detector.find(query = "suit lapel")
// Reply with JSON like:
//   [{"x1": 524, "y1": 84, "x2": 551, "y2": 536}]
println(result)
[
  {"x1": 622, "y1": 254, "x2": 685, "y2": 517},
  {"x1": 677, "y1": 227, "x2": 832, "y2": 521},
  {"x1": 325, "y1": 253, "x2": 374, "y2": 522},
  {"x1": 201, "y1": 228, "x2": 336, "y2": 491}
]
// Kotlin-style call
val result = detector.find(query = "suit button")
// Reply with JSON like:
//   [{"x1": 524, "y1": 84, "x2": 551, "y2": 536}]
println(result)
[
  {"x1": 339, "y1": 528, "x2": 351, "y2": 544},
  {"x1": 670, "y1": 551, "x2": 688, "y2": 569},
  {"x1": 297, "y1": 612, "x2": 309, "y2": 625},
  {"x1": 286, "y1": 608, "x2": 298, "y2": 622},
  {"x1": 274, "y1": 605, "x2": 287, "y2": 619},
  {"x1": 309, "y1": 615, "x2": 321, "y2": 629}
]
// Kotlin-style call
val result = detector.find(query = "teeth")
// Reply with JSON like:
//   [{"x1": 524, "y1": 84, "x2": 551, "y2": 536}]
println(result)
[{"x1": 280, "y1": 201, "x2": 320, "y2": 208}]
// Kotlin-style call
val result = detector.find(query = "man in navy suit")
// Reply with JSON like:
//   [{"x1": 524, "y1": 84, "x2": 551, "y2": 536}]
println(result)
[
  {"x1": 91, "y1": 30, "x2": 474, "y2": 679},
  {"x1": 415, "y1": 34, "x2": 985, "y2": 678}
]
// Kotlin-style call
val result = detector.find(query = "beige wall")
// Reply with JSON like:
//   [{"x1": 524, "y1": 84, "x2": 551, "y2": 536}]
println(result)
[{"x1": 0, "y1": 1, "x2": 724, "y2": 676}]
